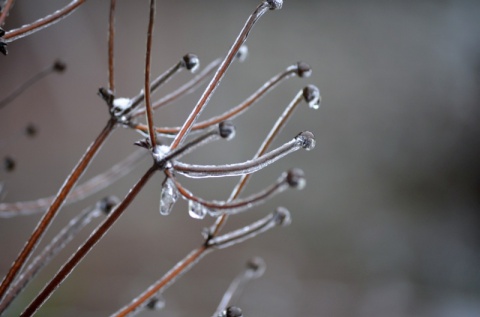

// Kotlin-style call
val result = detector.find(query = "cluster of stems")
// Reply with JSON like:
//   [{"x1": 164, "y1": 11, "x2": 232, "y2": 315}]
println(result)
[{"x1": 0, "y1": 1, "x2": 320, "y2": 316}]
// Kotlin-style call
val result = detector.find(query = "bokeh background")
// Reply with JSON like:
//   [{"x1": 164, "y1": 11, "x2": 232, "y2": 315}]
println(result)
[{"x1": 1, "y1": 0, "x2": 479, "y2": 316}]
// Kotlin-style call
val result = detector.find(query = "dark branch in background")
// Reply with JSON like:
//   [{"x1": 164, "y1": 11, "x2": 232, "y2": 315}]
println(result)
[
  {"x1": 0, "y1": 60, "x2": 66, "y2": 109},
  {"x1": 20, "y1": 165, "x2": 157, "y2": 317}
]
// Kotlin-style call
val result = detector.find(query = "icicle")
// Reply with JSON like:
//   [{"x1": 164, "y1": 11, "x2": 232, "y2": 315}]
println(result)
[
  {"x1": 159, "y1": 178, "x2": 178, "y2": 216},
  {"x1": 188, "y1": 200, "x2": 208, "y2": 219}
]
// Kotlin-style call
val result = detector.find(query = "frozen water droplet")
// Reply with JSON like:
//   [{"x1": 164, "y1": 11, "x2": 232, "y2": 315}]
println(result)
[
  {"x1": 182, "y1": 53, "x2": 199, "y2": 72},
  {"x1": 159, "y1": 178, "x2": 178, "y2": 216},
  {"x1": 303, "y1": 85, "x2": 321, "y2": 110},
  {"x1": 188, "y1": 200, "x2": 207, "y2": 219},
  {"x1": 295, "y1": 131, "x2": 316, "y2": 151}
]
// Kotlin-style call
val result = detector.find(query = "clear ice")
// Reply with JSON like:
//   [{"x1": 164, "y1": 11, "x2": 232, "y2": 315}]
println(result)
[{"x1": 159, "y1": 178, "x2": 178, "y2": 216}]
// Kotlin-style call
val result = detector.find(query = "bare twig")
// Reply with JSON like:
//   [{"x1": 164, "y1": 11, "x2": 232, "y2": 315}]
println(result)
[
  {"x1": 169, "y1": 0, "x2": 281, "y2": 150},
  {"x1": 143, "y1": 0, "x2": 157, "y2": 148}
]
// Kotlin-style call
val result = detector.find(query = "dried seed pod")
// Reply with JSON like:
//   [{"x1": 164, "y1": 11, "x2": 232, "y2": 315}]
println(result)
[
  {"x1": 302, "y1": 85, "x2": 321, "y2": 109},
  {"x1": 267, "y1": 0, "x2": 283, "y2": 10},
  {"x1": 182, "y1": 53, "x2": 199, "y2": 72},
  {"x1": 4, "y1": 157, "x2": 15, "y2": 172},
  {"x1": 286, "y1": 168, "x2": 306, "y2": 190},
  {"x1": 296, "y1": 61, "x2": 312, "y2": 78},
  {"x1": 219, "y1": 121, "x2": 236, "y2": 140}
]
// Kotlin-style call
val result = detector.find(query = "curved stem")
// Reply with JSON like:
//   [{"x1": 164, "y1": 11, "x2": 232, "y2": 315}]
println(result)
[
  {"x1": 0, "y1": 118, "x2": 115, "y2": 308},
  {"x1": 4, "y1": 0, "x2": 86, "y2": 42},
  {"x1": 169, "y1": 1, "x2": 273, "y2": 150},
  {"x1": 0, "y1": 0, "x2": 16, "y2": 27}
]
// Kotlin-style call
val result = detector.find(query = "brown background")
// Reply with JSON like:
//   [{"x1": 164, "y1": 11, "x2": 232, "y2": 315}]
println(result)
[{"x1": 1, "y1": 1, "x2": 479, "y2": 316}]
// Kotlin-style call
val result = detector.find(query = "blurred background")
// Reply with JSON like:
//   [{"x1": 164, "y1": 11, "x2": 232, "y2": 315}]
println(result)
[{"x1": 0, "y1": 0, "x2": 479, "y2": 316}]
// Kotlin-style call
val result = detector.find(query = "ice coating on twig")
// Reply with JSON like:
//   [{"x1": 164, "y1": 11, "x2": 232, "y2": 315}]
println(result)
[
  {"x1": 295, "y1": 131, "x2": 316, "y2": 151},
  {"x1": 173, "y1": 135, "x2": 312, "y2": 178},
  {"x1": 215, "y1": 257, "x2": 266, "y2": 315},
  {"x1": 159, "y1": 178, "x2": 178, "y2": 216},
  {"x1": 303, "y1": 84, "x2": 321, "y2": 109},
  {"x1": 0, "y1": 200, "x2": 110, "y2": 313},
  {"x1": 188, "y1": 200, "x2": 208, "y2": 219},
  {"x1": 208, "y1": 207, "x2": 292, "y2": 249}
]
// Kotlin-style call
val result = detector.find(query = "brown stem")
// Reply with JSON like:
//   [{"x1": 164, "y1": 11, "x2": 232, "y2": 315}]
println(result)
[
  {"x1": 20, "y1": 164, "x2": 157, "y2": 317},
  {"x1": 0, "y1": 0, "x2": 15, "y2": 26},
  {"x1": 0, "y1": 118, "x2": 115, "y2": 308},
  {"x1": 211, "y1": 90, "x2": 306, "y2": 235},
  {"x1": 4, "y1": 0, "x2": 86, "y2": 42},
  {"x1": 113, "y1": 246, "x2": 208, "y2": 317},
  {"x1": 169, "y1": 1, "x2": 272, "y2": 150},
  {"x1": 108, "y1": 0, "x2": 116, "y2": 92},
  {"x1": 143, "y1": 0, "x2": 157, "y2": 148}
]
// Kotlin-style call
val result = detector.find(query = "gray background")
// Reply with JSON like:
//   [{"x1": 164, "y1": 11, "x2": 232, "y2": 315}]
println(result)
[{"x1": 1, "y1": 1, "x2": 479, "y2": 316}]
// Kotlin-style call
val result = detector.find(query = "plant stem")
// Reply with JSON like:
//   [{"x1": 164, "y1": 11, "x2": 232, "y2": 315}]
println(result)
[
  {"x1": 20, "y1": 164, "x2": 157, "y2": 317},
  {"x1": 0, "y1": 118, "x2": 115, "y2": 309},
  {"x1": 3, "y1": 0, "x2": 86, "y2": 42}
]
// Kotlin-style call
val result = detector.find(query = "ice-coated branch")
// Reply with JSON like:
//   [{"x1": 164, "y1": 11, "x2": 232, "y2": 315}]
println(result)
[
  {"x1": 155, "y1": 61, "x2": 311, "y2": 135},
  {"x1": 173, "y1": 131, "x2": 315, "y2": 178},
  {"x1": 132, "y1": 57, "x2": 220, "y2": 118},
  {"x1": 19, "y1": 165, "x2": 157, "y2": 317},
  {"x1": 214, "y1": 257, "x2": 266, "y2": 315},
  {"x1": 0, "y1": 197, "x2": 118, "y2": 313},
  {"x1": 0, "y1": 119, "x2": 115, "y2": 307},
  {"x1": 3, "y1": 0, "x2": 86, "y2": 44},
  {"x1": 169, "y1": 0, "x2": 283, "y2": 150},
  {"x1": 173, "y1": 168, "x2": 305, "y2": 218},
  {"x1": 0, "y1": 149, "x2": 146, "y2": 217},
  {"x1": 208, "y1": 206, "x2": 291, "y2": 249}
]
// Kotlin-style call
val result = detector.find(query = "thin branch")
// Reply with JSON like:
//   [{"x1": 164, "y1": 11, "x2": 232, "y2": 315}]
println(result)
[
  {"x1": 108, "y1": 0, "x2": 117, "y2": 92},
  {"x1": 151, "y1": 62, "x2": 307, "y2": 136},
  {"x1": 211, "y1": 85, "x2": 319, "y2": 235},
  {"x1": 0, "y1": 60, "x2": 66, "y2": 110},
  {"x1": 3, "y1": 0, "x2": 86, "y2": 43},
  {"x1": 112, "y1": 246, "x2": 209, "y2": 317},
  {"x1": 131, "y1": 58, "x2": 220, "y2": 118},
  {"x1": 20, "y1": 165, "x2": 157, "y2": 317},
  {"x1": 0, "y1": 149, "x2": 146, "y2": 217},
  {"x1": 169, "y1": 0, "x2": 281, "y2": 150},
  {"x1": 172, "y1": 133, "x2": 314, "y2": 178},
  {"x1": 172, "y1": 170, "x2": 301, "y2": 216},
  {"x1": 0, "y1": 198, "x2": 117, "y2": 313},
  {"x1": 0, "y1": 0, "x2": 16, "y2": 26},
  {"x1": 143, "y1": 0, "x2": 157, "y2": 148},
  {"x1": 215, "y1": 257, "x2": 265, "y2": 315},
  {"x1": 0, "y1": 118, "x2": 115, "y2": 307}
]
